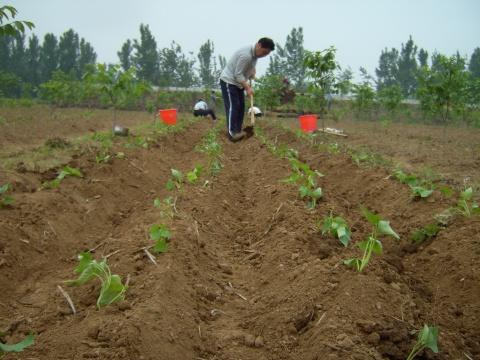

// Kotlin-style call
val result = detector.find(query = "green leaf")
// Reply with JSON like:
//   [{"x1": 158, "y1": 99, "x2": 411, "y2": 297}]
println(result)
[
  {"x1": 165, "y1": 179, "x2": 175, "y2": 191},
  {"x1": 418, "y1": 324, "x2": 439, "y2": 353},
  {"x1": 0, "y1": 333, "x2": 34, "y2": 353},
  {"x1": 336, "y1": 226, "x2": 351, "y2": 247},
  {"x1": 439, "y1": 185, "x2": 454, "y2": 198},
  {"x1": 149, "y1": 224, "x2": 171, "y2": 241},
  {"x1": 311, "y1": 187, "x2": 323, "y2": 199},
  {"x1": 344, "y1": 258, "x2": 361, "y2": 271},
  {"x1": 153, "y1": 198, "x2": 161, "y2": 208},
  {"x1": 410, "y1": 185, "x2": 434, "y2": 198},
  {"x1": 0, "y1": 183, "x2": 11, "y2": 195},
  {"x1": 153, "y1": 238, "x2": 168, "y2": 253},
  {"x1": 460, "y1": 187, "x2": 473, "y2": 201},
  {"x1": 371, "y1": 238, "x2": 383, "y2": 255},
  {"x1": 378, "y1": 220, "x2": 400, "y2": 240},
  {"x1": 97, "y1": 274, "x2": 126, "y2": 308},
  {"x1": 361, "y1": 207, "x2": 381, "y2": 225},
  {"x1": 62, "y1": 166, "x2": 83, "y2": 178},
  {"x1": 74, "y1": 252, "x2": 94, "y2": 274},
  {"x1": 299, "y1": 185, "x2": 310, "y2": 199},
  {"x1": 171, "y1": 168, "x2": 183, "y2": 182}
]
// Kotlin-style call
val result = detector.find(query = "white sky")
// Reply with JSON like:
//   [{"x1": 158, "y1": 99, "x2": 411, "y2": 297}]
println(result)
[{"x1": 6, "y1": 0, "x2": 480, "y2": 79}]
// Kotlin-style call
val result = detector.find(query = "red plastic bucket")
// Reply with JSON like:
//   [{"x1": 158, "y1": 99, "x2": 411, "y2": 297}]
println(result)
[
  {"x1": 298, "y1": 114, "x2": 317, "y2": 132},
  {"x1": 159, "y1": 109, "x2": 177, "y2": 125}
]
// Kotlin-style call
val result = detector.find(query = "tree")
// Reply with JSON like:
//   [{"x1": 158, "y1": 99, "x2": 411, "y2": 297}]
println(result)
[
  {"x1": 197, "y1": 39, "x2": 215, "y2": 88},
  {"x1": 39, "y1": 33, "x2": 58, "y2": 83},
  {"x1": 377, "y1": 84, "x2": 403, "y2": 114},
  {"x1": 0, "y1": 5, "x2": 34, "y2": 36},
  {"x1": 0, "y1": 35, "x2": 13, "y2": 71},
  {"x1": 0, "y1": 70, "x2": 21, "y2": 97},
  {"x1": 282, "y1": 27, "x2": 306, "y2": 89},
  {"x1": 118, "y1": 39, "x2": 132, "y2": 71},
  {"x1": 25, "y1": 34, "x2": 41, "y2": 87},
  {"x1": 78, "y1": 38, "x2": 96, "y2": 78},
  {"x1": 375, "y1": 47, "x2": 399, "y2": 90},
  {"x1": 132, "y1": 24, "x2": 159, "y2": 84},
  {"x1": 336, "y1": 67, "x2": 353, "y2": 95},
  {"x1": 416, "y1": 54, "x2": 468, "y2": 124},
  {"x1": 10, "y1": 33, "x2": 26, "y2": 80},
  {"x1": 176, "y1": 50, "x2": 197, "y2": 87},
  {"x1": 397, "y1": 35, "x2": 418, "y2": 97},
  {"x1": 58, "y1": 29, "x2": 79, "y2": 77},
  {"x1": 468, "y1": 47, "x2": 480, "y2": 78},
  {"x1": 418, "y1": 48, "x2": 429, "y2": 68},
  {"x1": 254, "y1": 74, "x2": 283, "y2": 112},
  {"x1": 266, "y1": 27, "x2": 306, "y2": 89},
  {"x1": 303, "y1": 46, "x2": 339, "y2": 124}
]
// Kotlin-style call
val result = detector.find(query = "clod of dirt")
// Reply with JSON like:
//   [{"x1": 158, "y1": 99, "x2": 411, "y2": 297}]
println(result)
[
  {"x1": 254, "y1": 336, "x2": 264, "y2": 348},
  {"x1": 87, "y1": 325, "x2": 100, "y2": 340},
  {"x1": 336, "y1": 333, "x2": 354, "y2": 350},
  {"x1": 218, "y1": 263, "x2": 233, "y2": 275},
  {"x1": 317, "y1": 243, "x2": 332, "y2": 259},
  {"x1": 293, "y1": 307, "x2": 316, "y2": 332},
  {"x1": 244, "y1": 334, "x2": 256, "y2": 347},
  {"x1": 366, "y1": 332, "x2": 381, "y2": 345}
]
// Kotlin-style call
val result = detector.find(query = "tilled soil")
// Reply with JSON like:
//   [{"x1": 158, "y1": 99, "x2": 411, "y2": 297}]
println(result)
[{"x1": 0, "y1": 116, "x2": 479, "y2": 360}]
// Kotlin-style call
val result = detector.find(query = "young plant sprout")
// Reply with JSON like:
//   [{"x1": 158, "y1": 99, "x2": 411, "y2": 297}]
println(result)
[
  {"x1": 0, "y1": 183, "x2": 14, "y2": 208},
  {"x1": 406, "y1": 324, "x2": 439, "y2": 360},
  {"x1": 66, "y1": 252, "x2": 127, "y2": 309},
  {"x1": 166, "y1": 168, "x2": 184, "y2": 190},
  {"x1": 42, "y1": 166, "x2": 83, "y2": 189},
  {"x1": 154, "y1": 196, "x2": 175, "y2": 218},
  {"x1": 321, "y1": 213, "x2": 351, "y2": 247},
  {"x1": 411, "y1": 223, "x2": 440, "y2": 244},
  {"x1": 149, "y1": 224, "x2": 171, "y2": 253},
  {"x1": 187, "y1": 165, "x2": 203, "y2": 183},
  {"x1": 0, "y1": 334, "x2": 35, "y2": 356},
  {"x1": 454, "y1": 187, "x2": 479, "y2": 217},
  {"x1": 344, "y1": 208, "x2": 400, "y2": 272},
  {"x1": 410, "y1": 185, "x2": 434, "y2": 199}
]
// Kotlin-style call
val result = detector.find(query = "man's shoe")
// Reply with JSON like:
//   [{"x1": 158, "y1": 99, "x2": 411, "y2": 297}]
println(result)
[{"x1": 229, "y1": 131, "x2": 246, "y2": 142}]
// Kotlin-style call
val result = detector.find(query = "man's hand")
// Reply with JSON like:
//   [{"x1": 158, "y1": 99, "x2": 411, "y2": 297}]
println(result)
[{"x1": 245, "y1": 85, "x2": 254, "y2": 97}]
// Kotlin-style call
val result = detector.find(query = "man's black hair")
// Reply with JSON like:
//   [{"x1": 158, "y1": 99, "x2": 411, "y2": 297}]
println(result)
[{"x1": 258, "y1": 37, "x2": 275, "y2": 51}]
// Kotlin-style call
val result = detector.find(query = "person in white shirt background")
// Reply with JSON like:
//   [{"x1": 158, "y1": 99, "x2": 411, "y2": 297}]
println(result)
[{"x1": 193, "y1": 98, "x2": 217, "y2": 122}]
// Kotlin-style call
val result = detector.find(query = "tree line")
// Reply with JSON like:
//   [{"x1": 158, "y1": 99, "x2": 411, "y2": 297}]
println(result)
[{"x1": 0, "y1": 24, "x2": 226, "y2": 97}]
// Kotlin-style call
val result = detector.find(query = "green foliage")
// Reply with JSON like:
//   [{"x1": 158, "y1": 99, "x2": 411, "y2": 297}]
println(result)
[
  {"x1": 255, "y1": 74, "x2": 283, "y2": 111},
  {"x1": 42, "y1": 166, "x2": 83, "y2": 189},
  {"x1": 154, "y1": 196, "x2": 175, "y2": 218},
  {"x1": 406, "y1": 324, "x2": 439, "y2": 360},
  {"x1": 321, "y1": 213, "x2": 351, "y2": 247},
  {"x1": 282, "y1": 158, "x2": 323, "y2": 209},
  {"x1": 149, "y1": 224, "x2": 171, "y2": 253},
  {"x1": 0, "y1": 333, "x2": 34, "y2": 356},
  {"x1": 416, "y1": 54, "x2": 469, "y2": 124},
  {"x1": 196, "y1": 127, "x2": 223, "y2": 175},
  {"x1": 352, "y1": 83, "x2": 376, "y2": 118},
  {"x1": 411, "y1": 223, "x2": 440, "y2": 244},
  {"x1": 0, "y1": 183, "x2": 13, "y2": 208},
  {"x1": 454, "y1": 187, "x2": 480, "y2": 217},
  {"x1": 393, "y1": 169, "x2": 418, "y2": 186},
  {"x1": 410, "y1": 185, "x2": 434, "y2": 199},
  {"x1": 0, "y1": 5, "x2": 34, "y2": 36},
  {"x1": 95, "y1": 152, "x2": 112, "y2": 164},
  {"x1": 377, "y1": 84, "x2": 403, "y2": 113},
  {"x1": 66, "y1": 252, "x2": 127, "y2": 309},
  {"x1": 187, "y1": 165, "x2": 203, "y2": 184},
  {"x1": 345, "y1": 208, "x2": 399, "y2": 272},
  {"x1": 166, "y1": 168, "x2": 184, "y2": 190}
]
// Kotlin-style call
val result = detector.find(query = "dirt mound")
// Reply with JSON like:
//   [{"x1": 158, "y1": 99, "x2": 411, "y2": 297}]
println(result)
[{"x1": 0, "y1": 117, "x2": 478, "y2": 359}]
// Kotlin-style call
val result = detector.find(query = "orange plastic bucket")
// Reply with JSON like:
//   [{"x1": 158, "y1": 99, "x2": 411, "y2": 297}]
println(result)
[
  {"x1": 298, "y1": 114, "x2": 317, "y2": 132},
  {"x1": 159, "y1": 109, "x2": 177, "y2": 125}
]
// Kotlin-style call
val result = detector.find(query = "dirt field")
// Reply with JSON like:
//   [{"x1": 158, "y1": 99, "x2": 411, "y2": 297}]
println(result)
[{"x1": 0, "y1": 106, "x2": 479, "y2": 359}]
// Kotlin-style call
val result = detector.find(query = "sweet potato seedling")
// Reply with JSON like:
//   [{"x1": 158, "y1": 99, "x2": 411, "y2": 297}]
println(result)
[
  {"x1": 344, "y1": 208, "x2": 399, "y2": 272},
  {"x1": 149, "y1": 224, "x2": 171, "y2": 253},
  {"x1": 410, "y1": 185, "x2": 434, "y2": 199},
  {"x1": 411, "y1": 223, "x2": 440, "y2": 244},
  {"x1": 42, "y1": 166, "x2": 83, "y2": 189},
  {"x1": 66, "y1": 252, "x2": 127, "y2": 309},
  {"x1": 454, "y1": 187, "x2": 479, "y2": 217},
  {"x1": 0, "y1": 333, "x2": 34, "y2": 356},
  {"x1": 321, "y1": 213, "x2": 351, "y2": 246},
  {"x1": 154, "y1": 196, "x2": 175, "y2": 218},
  {"x1": 187, "y1": 165, "x2": 203, "y2": 184},
  {"x1": 406, "y1": 324, "x2": 439, "y2": 360},
  {"x1": 166, "y1": 168, "x2": 184, "y2": 190},
  {"x1": 0, "y1": 183, "x2": 14, "y2": 208}
]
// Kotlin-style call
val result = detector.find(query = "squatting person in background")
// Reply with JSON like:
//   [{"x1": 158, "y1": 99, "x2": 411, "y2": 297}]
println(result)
[
  {"x1": 220, "y1": 37, "x2": 275, "y2": 142},
  {"x1": 193, "y1": 98, "x2": 217, "y2": 122}
]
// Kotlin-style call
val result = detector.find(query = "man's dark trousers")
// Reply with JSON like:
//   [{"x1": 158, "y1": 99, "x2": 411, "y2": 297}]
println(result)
[{"x1": 220, "y1": 80, "x2": 245, "y2": 136}]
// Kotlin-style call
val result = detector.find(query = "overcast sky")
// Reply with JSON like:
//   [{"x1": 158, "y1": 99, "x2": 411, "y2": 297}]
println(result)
[{"x1": 7, "y1": 0, "x2": 480, "y2": 79}]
